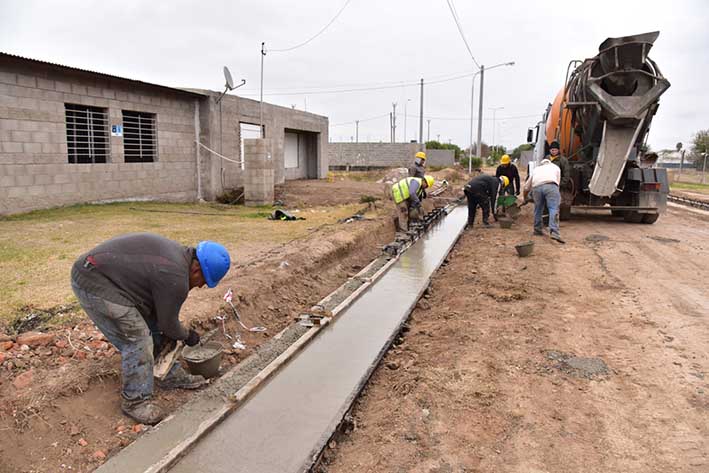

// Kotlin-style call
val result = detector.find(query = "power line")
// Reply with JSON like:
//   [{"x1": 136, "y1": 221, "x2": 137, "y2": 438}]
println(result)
[
  {"x1": 401, "y1": 113, "x2": 540, "y2": 121},
  {"x1": 237, "y1": 68, "x2": 472, "y2": 94},
  {"x1": 330, "y1": 112, "x2": 539, "y2": 128},
  {"x1": 269, "y1": 0, "x2": 353, "y2": 53},
  {"x1": 239, "y1": 71, "x2": 477, "y2": 97},
  {"x1": 444, "y1": 0, "x2": 480, "y2": 69},
  {"x1": 330, "y1": 113, "x2": 390, "y2": 127}
]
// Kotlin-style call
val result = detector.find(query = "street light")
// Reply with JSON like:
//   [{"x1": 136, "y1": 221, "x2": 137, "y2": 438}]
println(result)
[
  {"x1": 468, "y1": 61, "x2": 515, "y2": 173},
  {"x1": 489, "y1": 106, "x2": 504, "y2": 154}
]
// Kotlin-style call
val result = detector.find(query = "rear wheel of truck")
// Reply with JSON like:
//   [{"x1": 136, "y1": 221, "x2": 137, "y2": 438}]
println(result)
[
  {"x1": 623, "y1": 211, "x2": 644, "y2": 223},
  {"x1": 641, "y1": 213, "x2": 660, "y2": 224},
  {"x1": 559, "y1": 205, "x2": 572, "y2": 221}
]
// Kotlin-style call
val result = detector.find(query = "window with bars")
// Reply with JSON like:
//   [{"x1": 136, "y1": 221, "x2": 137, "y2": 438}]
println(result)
[
  {"x1": 123, "y1": 110, "x2": 157, "y2": 163},
  {"x1": 65, "y1": 104, "x2": 110, "y2": 164}
]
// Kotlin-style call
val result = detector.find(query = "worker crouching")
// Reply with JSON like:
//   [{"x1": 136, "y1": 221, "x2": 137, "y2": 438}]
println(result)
[
  {"x1": 70, "y1": 233, "x2": 231, "y2": 425},
  {"x1": 391, "y1": 175, "x2": 435, "y2": 232},
  {"x1": 464, "y1": 174, "x2": 509, "y2": 228}
]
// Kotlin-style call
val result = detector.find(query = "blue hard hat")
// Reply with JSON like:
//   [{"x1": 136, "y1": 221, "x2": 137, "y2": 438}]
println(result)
[{"x1": 196, "y1": 241, "x2": 231, "y2": 288}]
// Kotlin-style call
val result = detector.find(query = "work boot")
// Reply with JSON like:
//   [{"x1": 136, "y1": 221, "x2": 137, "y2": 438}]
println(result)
[
  {"x1": 482, "y1": 221, "x2": 493, "y2": 228},
  {"x1": 157, "y1": 364, "x2": 208, "y2": 390},
  {"x1": 533, "y1": 228, "x2": 544, "y2": 236},
  {"x1": 121, "y1": 399, "x2": 164, "y2": 425},
  {"x1": 550, "y1": 232, "x2": 565, "y2": 244}
]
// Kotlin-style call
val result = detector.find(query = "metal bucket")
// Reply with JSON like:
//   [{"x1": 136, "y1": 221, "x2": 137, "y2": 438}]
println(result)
[
  {"x1": 515, "y1": 241, "x2": 534, "y2": 257},
  {"x1": 182, "y1": 341, "x2": 224, "y2": 378},
  {"x1": 499, "y1": 219, "x2": 513, "y2": 229}
]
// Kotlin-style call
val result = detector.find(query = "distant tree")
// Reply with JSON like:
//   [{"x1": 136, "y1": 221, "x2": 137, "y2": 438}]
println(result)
[
  {"x1": 487, "y1": 145, "x2": 507, "y2": 165},
  {"x1": 462, "y1": 142, "x2": 490, "y2": 159},
  {"x1": 426, "y1": 140, "x2": 463, "y2": 159},
  {"x1": 692, "y1": 129, "x2": 709, "y2": 170},
  {"x1": 510, "y1": 143, "x2": 533, "y2": 161}
]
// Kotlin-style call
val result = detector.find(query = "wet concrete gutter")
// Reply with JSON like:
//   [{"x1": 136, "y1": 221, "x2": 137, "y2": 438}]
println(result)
[{"x1": 167, "y1": 206, "x2": 468, "y2": 472}]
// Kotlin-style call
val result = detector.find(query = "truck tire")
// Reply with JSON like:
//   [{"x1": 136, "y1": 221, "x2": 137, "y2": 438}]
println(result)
[
  {"x1": 623, "y1": 211, "x2": 644, "y2": 223},
  {"x1": 611, "y1": 209, "x2": 623, "y2": 217},
  {"x1": 560, "y1": 205, "x2": 572, "y2": 221},
  {"x1": 641, "y1": 213, "x2": 660, "y2": 224}
]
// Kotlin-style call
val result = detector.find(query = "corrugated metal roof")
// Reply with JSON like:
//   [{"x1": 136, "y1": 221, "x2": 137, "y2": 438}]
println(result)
[{"x1": 0, "y1": 51, "x2": 206, "y2": 97}]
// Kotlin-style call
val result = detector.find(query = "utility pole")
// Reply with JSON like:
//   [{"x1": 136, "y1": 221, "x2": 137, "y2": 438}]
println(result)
[
  {"x1": 391, "y1": 102, "x2": 397, "y2": 143},
  {"x1": 404, "y1": 99, "x2": 410, "y2": 143},
  {"x1": 259, "y1": 42, "x2": 265, "y2": 138},
  {"x1": 476, "y1": 65, "x2": 485, "y2": 159},
  {"x1": 468, "y1": 69, "x2": 476, "y2": 173},
  {"x1": 437, "y1": 134, "x2": 440, "y2": 142},
  {"x1": 355, "y1": 120, "x2": 359, "y2": 143},
  {"x1": 679, "y1": 149, "x2": 685, "y2": 180},
  {"x1": 389, "y1": 113, "x2": 393, "y2": 143},
  {"x1": 419, "y1": 78, "x2": 424, "y2": 145},
  {"x1": 427, "y1": 119, "x2": 431, "y2": 142},
  {"x1": 490, "y1": 106, "x2": 504, "y2": 156}
]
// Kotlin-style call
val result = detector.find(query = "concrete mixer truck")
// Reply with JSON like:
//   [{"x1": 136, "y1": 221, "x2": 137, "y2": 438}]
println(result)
[{"x1": 526, "y1": 31, "x2": 670, "y2": 223}]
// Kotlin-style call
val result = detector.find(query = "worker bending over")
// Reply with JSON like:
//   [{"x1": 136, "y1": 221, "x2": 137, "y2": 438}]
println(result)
[
  {"x1": 71, "y1": 233, "x2": 231, "y2": 425},
  {"x1": 391, "y1": 175, "x2": 435, "y2": 231},
  {"x1": 495, "y1": 154, "x2": 520, "y2": 196},
  {"x1": 464, "y1": 174, "x2": 509, "y2": 228},
  {"x1": 410, "y1": 151, "x2": 427, "y2": 179},
  {"x1": 524, "y1": 159, "x2": 564, "y2": 242}
]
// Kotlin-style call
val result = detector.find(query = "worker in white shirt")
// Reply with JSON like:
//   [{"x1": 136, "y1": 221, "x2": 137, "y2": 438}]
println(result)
[{"x1": 523, "y1": 159, "x2": 564, "y2": 243}]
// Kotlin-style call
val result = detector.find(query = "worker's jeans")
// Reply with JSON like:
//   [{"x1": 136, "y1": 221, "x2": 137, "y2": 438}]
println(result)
[
  {"x1": 71, "y1": 281, "x2": 154, "y2": 402},
  {"x1": 464, "y1": 189, "x2": 490, "y2": 226},
  {"x1": 533, "y1": 183, "x2": 561, "y2": 235}
]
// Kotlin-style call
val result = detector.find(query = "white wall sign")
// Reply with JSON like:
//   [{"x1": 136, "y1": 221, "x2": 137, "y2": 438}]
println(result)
[{"x1": 111, "y1": 125, "x2": 123, "y2": 137}]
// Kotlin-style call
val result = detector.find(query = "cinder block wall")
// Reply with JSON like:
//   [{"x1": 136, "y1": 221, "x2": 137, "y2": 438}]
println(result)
[
  {"x1": 0, "y1": 58, "x2": 199, "y2": 214},
  {"x1": 328, "y1": 143, "x2": 422, "y2": 169},
  {"x1": 425, "y1": 149, "x2": 455, "y2": 167},
  {"x1": 199, "y1": 92, "x2": 329, "y2": 200}
]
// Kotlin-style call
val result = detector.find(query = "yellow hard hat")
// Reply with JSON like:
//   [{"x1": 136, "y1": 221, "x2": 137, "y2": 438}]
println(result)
[
  {"x1": 415, "y1": 151, "x2": 427, "y2": 160},
  {"x1": 500, "y1": 176, "x2": 510, "y2": 188},
  {"x1": 500, "y1": 154, "x2": 511, "y2": 165},
  {"x1": 424, "y1": 175, "x2": 435, "y2": 188}
]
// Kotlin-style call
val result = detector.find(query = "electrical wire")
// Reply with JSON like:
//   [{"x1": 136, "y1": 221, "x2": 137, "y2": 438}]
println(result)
[
  {"x1": 268, "y1": 0, "x2": 353, "y2": 53},
  {"x1": 236, "y1": 68, "x2": 473, "y2": 94},
  {"x1": 330, "y1": 113, "x2": 539, "y2": 127},
  {"x1": 444, "y1": 0, "x2": 480, "y2": 69},
  {"x1": 329, "y1": 113, "x2": 390, "y2": 127},
  {"x1": 401, "y1": 113, "x2": 540, "y2": 121},
  {"x1": 239, "y1": 70, "x2": 476, "y2": 97}
]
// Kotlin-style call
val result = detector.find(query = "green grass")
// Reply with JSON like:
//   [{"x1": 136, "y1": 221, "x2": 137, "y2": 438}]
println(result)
[
  {"x1": 0, "y1": 200, "x2": 365, "y2": 324},
  {"x1": 670, "y1": 181, "x2": 709, "y2": 193}
]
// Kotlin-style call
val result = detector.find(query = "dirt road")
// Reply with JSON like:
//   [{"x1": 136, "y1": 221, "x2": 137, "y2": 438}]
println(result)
[{"x1": 327, "y1": 205, "x2": 709, "y2": 472}]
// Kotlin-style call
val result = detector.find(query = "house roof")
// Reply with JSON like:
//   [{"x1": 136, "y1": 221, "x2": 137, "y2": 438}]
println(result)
[{"x1": 1, "y1": 51, "x2": 205, "y2": 98}]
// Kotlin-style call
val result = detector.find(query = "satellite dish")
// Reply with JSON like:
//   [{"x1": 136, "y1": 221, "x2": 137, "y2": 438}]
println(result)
[{"x1": 224, "y1": 66, "x2": 235, "y2": 90}]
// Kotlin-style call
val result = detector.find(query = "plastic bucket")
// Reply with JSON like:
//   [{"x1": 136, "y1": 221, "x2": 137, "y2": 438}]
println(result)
[
  {"x1": 182, "y1": 341, "x2": 223, "y2": 378},
  {"x1": 515, "y1": 241, "x2": 534, "y2": 257}
]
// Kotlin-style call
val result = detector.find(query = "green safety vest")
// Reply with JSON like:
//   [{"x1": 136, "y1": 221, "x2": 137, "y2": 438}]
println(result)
[{"x1": 391, "y1": 177, "x2": 424, "y2": 204}]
